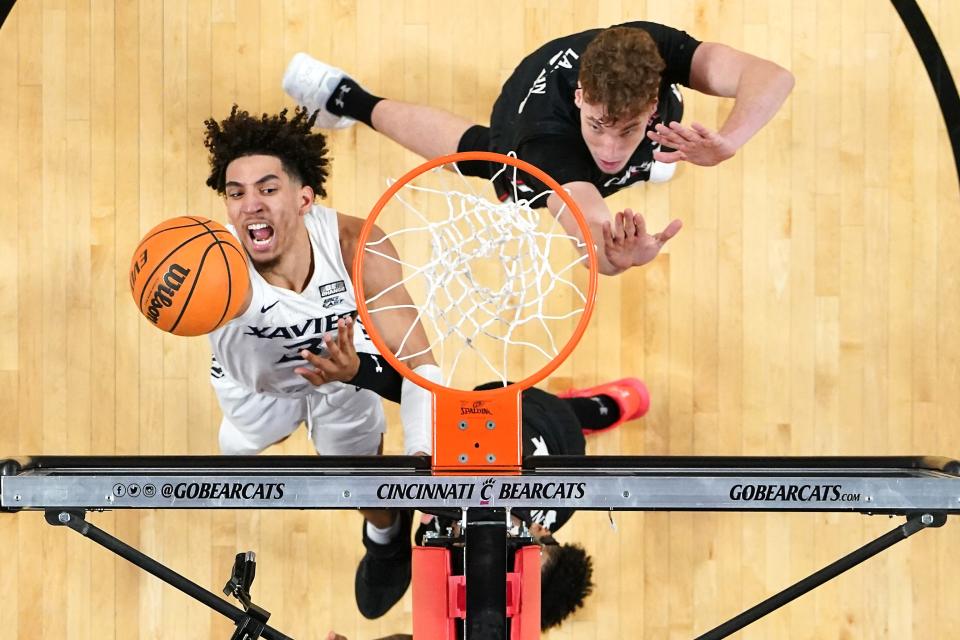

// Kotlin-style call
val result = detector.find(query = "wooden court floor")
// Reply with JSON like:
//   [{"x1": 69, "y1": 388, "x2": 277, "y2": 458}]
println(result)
[{"x1": 1, "y1": 1, "x2": 959, "y2": 638}]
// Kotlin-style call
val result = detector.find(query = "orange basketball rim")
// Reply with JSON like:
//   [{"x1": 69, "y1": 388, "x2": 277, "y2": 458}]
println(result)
[{"x1": 354, "y1": 151, "x2": 598, "y2": 473}]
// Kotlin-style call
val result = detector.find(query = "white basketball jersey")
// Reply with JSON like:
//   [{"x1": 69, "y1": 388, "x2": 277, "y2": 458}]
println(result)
[{"x1": 209, "y1": 205, "x2": 381, "y2": 398}]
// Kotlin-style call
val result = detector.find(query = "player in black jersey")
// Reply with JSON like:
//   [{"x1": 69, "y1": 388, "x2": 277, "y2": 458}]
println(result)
[
  {"x1": 282, "y1": 21, "x2": 793, "y2": 277},
  {"x1": 408, "y1": 380, "x2": 650, "y2": 631},
  {"x1": 289, "y1": 293, "x2": 651, "y2": 623},
  {"x1": 339, "y1": 374, "x2": 650, "y2": 628}
]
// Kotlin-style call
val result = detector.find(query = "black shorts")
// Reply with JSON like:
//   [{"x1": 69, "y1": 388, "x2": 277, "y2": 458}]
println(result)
[
  {"x1": 456, "y1": 125, "x2": 513, "y2": 201},
  {"x1": 473, "y1": 381, "x2": 586, "y2": 456}
]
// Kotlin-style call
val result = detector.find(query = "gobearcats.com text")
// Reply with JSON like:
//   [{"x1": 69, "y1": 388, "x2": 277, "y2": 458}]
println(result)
[{"x1": 729, "y1": 483, "x2": 861, "y2": 502}]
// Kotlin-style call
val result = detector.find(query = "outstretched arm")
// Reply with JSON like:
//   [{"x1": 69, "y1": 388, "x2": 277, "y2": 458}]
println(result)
[
  {"x1": 359, "y1": 225, "x2": 437, "y2": 373},
  {"x1": 346, "y1": 215, "x2": 439, "y2": 456},
  {"x1": 648, "y1": 42, "x2": 795, "y2": 166},
  {"x1": 547, "y1": 182, "x2": 682, "y2": 276},
  {"x1": 296, "y1": 213, "x2": 438, "y2": 455}
]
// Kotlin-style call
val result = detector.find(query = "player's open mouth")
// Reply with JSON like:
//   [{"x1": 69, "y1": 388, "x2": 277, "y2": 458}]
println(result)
[
  {"x1": 598, "y1": 159, "x2": 621, "y2": 173},
  {"x1": 247, "y1": 222, "x2": 275, "y2": 249}
]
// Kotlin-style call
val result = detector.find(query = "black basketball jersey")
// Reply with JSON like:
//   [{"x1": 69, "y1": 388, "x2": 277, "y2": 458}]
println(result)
[
  {"x1": 513, "y1": 386, "x2": 586, "y2": 533},
  {"x1": 488, "y1": 21, "x2": 701, "y2": 199},
  {"x1": 456, "y1": 383, "x2": 585, "y2": 533}
]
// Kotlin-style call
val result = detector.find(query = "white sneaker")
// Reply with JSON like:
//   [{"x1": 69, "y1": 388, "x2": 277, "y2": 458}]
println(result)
[{"x1": 282, "y1": 53, "x2": 357, "y2": 130}]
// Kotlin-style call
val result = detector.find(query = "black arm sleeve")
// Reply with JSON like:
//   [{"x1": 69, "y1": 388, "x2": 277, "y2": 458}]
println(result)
[{"x1": 347, "y1": 352, "x2": 404, "y2": 403}]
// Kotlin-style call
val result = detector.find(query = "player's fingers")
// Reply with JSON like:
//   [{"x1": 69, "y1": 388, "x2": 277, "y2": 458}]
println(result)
[
  {"x1": 668, "y1": 121, "x2": 700, "y2": 143},
  {"x1": 323, "y1": 333, "x2": 343, "y2": 363},
  {"x1": 653, "y1": 149, "x2": 685, "y2": 163},
  {"x1": 343, "y1": 320, "x2": 357, "y2": 357},
  {"x1": 690, "y1": 122, "x2": 716, "y2": 139},
  {"x1": 294, "y1": 366, "x2": 324, "y2": 386},
  {"x1": 615, "y1": 210, "x2": 627, "y2": 240},
  {"x1": 654, "y1": 123, "x2": 684, "y2": 147},
  {"x1": 601, "y1": 219, "x2": 615, "y2": 248},
  {"x1": 633, "y1": 212, "x2": 647, "y2": 238},
  {"x1": 656, "y1": 218, "x2": 684, "y2": 244},
  {"x1": 622, "y1": 210, "x2": 637, "y2": 236},
  {"x1": 300, "y1": 348, "x2": 322, "y2": 366},
  {"x1": 300, "y1": 345, "x2": 337, "y2": 376}
]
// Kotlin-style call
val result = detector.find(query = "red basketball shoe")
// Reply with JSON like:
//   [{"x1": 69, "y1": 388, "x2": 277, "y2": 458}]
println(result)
[{"x1": 557, "y1": 377, "x2": 650, "y2": 435}]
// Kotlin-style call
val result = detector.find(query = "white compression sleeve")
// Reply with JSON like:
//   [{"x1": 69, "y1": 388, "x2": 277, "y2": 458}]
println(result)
[{"x1": 400, "y1": 364, "x2": 441, "y2": 455}]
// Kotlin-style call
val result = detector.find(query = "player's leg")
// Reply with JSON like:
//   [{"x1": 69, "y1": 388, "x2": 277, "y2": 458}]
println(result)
[
  {"x1": 213, "y1": 372, "x2": 308, "y2": 454},
  {"x1": 282, "y1": 52, "x2": 474, "y2": 160},
  {"x1": 354, "y1": 507, "x2": 414, "y2": 619},
  {"x1": 474, "y1": 379, "x2": 648, "y2": 437},
  {"x1": 557, "y1": 377, "x2": 650, "y2": 435},
  {"x1": 473, "y1": 383, "x2": 598, "y2": 629},
  {"x1": 304, "y1": 386, "x2": 414, "y2": 619},
  {"x1": 369, "y1": 100, "x2": 476, "y2": 160}
]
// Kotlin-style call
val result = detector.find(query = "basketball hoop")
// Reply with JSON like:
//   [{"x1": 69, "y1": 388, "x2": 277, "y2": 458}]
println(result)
[{"x1": 354, "y1": 152, "x2": 598, "y2": 472}]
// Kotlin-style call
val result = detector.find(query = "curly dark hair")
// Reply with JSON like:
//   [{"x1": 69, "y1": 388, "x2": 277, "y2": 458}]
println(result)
[
  {"x1": 202, "y1": 105, "x2": 330, "y2": 198},
  {"x1": 540, "y1": 542, "x2": 595, "y2": 630},
  {"x1": 579, "y1": 26, "x2": 665, "y2": 124}
]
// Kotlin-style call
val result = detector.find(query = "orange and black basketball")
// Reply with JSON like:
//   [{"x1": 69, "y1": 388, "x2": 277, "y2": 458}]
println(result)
[{"x1": 129, "y1": 216, "x2": 250, "y2": 336}]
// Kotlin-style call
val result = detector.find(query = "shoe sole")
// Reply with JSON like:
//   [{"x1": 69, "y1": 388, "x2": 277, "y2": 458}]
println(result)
[{"x1": 282, "y1": 53, "x2": 356, "y2": 130}]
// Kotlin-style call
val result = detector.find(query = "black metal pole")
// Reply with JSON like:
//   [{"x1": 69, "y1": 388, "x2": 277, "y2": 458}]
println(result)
[
  {"x1": 696, "y1": 512, "x2": 947, "y2": 640},
  {"x1": 464, "y1": 508, "x2": 508, "y2": 640},
  {"x1": 45, "y1": 510, "x2": 293, "y2": 640}
]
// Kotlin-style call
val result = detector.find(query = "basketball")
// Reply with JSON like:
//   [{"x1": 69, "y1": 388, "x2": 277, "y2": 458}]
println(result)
[{"x1": 129, "y1": 216, "x2": 250, "y2": 336}]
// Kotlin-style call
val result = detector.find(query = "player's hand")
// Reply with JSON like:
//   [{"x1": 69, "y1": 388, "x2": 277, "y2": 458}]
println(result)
[
  {"x1": 294, "y1": 316, "x2": 361, "y2": 385},
  {"x1": 647, "y1": 121, "x2": 736, "y2": 166},
  {"x1": 601, "y1": 209, "x2": 682, "y2": 270}
]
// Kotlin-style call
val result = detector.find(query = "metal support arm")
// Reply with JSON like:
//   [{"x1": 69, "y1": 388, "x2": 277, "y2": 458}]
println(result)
[
  {"x1": 696, "y1": 512, "x2": 948, "y2": 640},
  {"x1": 43, "y1": 510, "x2": 293, "y2": 640}
]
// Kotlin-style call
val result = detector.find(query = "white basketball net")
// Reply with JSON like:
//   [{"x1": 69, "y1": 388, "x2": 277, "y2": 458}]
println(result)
[{"x1": 363, "y1": 159, "x2": 591, "y2": 389}]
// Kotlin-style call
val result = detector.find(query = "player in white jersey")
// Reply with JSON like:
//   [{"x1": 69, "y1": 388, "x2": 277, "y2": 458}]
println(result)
[
  {"x1": 208, "y1": 202, "x2": 422, "y2": 457},
  {"x1": 202, "y1": 105, "x2": 440, "y2": 618},
  {"x1": 201, "y1": 105, "x2": 652, "y2": 623}
]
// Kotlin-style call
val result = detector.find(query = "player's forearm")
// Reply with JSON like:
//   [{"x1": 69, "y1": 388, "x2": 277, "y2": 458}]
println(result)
[
  {"x1": 400, "y1": 363, "x2": 440, "y2": 455},
  {"x1": 560, "y1": 215, "x2": 625, "y2": 276},
  {"x1": 377, "y1": 318, "x2": 438, "y2": 454},
  {"x1": 347, "y1": 352, "x2": 404, "y2": 402},
  {"x1": 718, "y1": 60, "x2": 794, "y2": 151},
  {"x1": 549, "y1": 187, "x2": 627, "y2": 276},
  {"x1": 585, "y1": 218, "x2": 627, "y2": 275},
  {"x1": 347, "y1": 348, "x2": 435, "y2": 455}
]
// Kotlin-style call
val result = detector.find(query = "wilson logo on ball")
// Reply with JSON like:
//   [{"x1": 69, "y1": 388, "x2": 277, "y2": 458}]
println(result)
[{"x1": 145, "y1": 264, "x2": 192, "y2": 324}]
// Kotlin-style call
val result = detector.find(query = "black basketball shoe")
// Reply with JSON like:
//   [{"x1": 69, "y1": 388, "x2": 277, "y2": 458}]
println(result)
[{"x1": 354, "y1": 509, "x2": 414, "y2": 619}]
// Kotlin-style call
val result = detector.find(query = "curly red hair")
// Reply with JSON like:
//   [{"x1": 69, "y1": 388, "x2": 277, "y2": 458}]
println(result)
[{"x1": 579, "y1": 27, "x2": 665, "y2": 124}]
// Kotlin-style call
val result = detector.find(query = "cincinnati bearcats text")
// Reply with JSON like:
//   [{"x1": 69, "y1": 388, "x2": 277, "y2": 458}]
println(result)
[{"x1": 376, "y1": 480, "x2": 586, "y2": 502}]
